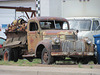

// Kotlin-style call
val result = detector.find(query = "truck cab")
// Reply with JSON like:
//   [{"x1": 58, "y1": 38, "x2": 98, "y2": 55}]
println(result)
[{"x1": 27, "y1": 17, "x2": 69, "y2": 54}]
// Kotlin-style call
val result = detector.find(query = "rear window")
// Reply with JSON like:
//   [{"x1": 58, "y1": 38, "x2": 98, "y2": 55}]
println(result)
[{"x1": 0, "y1": 38, "x2": 5, "y2": 45}]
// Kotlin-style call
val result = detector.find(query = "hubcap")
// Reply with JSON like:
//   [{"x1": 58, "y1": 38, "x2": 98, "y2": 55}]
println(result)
[{"x1": 43, "y1": 52, "x2": 48, "y2": 63}]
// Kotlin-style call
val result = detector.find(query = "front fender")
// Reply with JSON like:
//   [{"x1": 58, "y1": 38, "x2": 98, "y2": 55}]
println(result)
[
  {"x1": 35, "y1": 39, "x2": 52, "y2": 57},
  {"x1": 37, "y1": 39, "x2": 52, "y2": 50}
]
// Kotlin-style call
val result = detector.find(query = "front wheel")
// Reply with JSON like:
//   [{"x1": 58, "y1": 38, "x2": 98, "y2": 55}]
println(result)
[{"x1": 41, "y1": 48, "x2": 54, "y2": 64}]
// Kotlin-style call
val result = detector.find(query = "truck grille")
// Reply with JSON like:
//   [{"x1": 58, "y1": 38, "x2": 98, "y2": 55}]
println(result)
[
  {"x1": 61, "y1": 40, "x2": 85, "y2": 52},
  {"x1": 66, "y1": 35, "x2": 77, "y2": 41}
]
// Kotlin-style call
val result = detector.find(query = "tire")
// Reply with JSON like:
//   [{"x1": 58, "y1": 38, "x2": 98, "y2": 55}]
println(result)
[
  {"x1": 93, "y1": 53, "x2": 98, "y2": 64},
  {"x1": 3, "y1": 48, "x2": 13, "y2": 61},
  {"x1": 13, "y1": 49, "x2": 18, "y2": 62},
  {"x1": 41, "y1": 48, "x2": 54, "y2": 64},
  {"x1": 93, "y1": 57, "x2": 98, "y2": 64},
  {"x1": 80, "y1": 57, "x2": 89, "y2": 64}
]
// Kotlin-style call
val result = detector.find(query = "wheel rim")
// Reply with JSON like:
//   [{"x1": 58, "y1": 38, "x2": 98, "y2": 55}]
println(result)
[
  {"x1": 4, "y1": 51, "x2": 8, "y2": 61},
  {"x1": 43, "y1": 52, "x2": 48, "y2": 63}
]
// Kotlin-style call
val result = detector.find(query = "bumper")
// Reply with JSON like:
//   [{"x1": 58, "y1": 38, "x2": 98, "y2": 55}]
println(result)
[{"x1": 51, "y1": 52, "x2": 94, "y2": 57}]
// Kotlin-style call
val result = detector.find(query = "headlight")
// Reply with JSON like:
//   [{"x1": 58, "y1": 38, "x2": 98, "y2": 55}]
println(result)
[
  {"x1": 84, "y1": 37, "x2": 92, "y2": 45},
  {"x1": 87, "y1": 40, "x2": 91, "y2": 44},
  {"x1": 52, "y1": 37, "x2": 60, "y2": 44},
  {"x1": 95, "y1": 45, "x2": 97, "y2": 50}
]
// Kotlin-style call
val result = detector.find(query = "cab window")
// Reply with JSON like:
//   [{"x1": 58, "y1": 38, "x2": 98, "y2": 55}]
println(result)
[
  {"x1": 92, "y1": 20, "x2": 100, "y2": 31},
  {"x1": 29, "y1": 22, "x2": 38, "y2": 31}
]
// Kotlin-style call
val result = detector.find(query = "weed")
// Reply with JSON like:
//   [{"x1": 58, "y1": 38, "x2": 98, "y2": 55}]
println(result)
[
  {"x1": 90, "y1": 65, "x2": 93, "y2": 69},
  {"x1": 78, "y1": 63, "x2": 82, "y2": 68}
]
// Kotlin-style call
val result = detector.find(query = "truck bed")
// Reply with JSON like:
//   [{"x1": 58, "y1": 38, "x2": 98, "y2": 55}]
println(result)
[{"x1": 3, "y1": 31, "x2": 27, "y2": 48}]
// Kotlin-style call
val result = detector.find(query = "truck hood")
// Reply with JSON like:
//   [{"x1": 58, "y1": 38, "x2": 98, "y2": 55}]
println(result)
[
  {"x1": 77, "y1": 31, "x2": 91, "y2": 40},
  {"x1": 42, "y1": 30, "x2": 74, "y2": 36}
]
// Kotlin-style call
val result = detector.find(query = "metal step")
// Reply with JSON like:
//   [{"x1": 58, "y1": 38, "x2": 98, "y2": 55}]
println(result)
[{"x1": 22, "y1": 54, "x2": 35, "y2": 57}]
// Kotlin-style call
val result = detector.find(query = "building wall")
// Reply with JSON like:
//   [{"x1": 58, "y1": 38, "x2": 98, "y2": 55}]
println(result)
[
  {"x1": 41, "y1": 0, "x2": 49, "y2": 16},
  {"x1": 40, "y1": 0, "x2": 100, "y2": 17},
  {"x1": 62, "y1": 0, "x2": 100, "y2": 17},
  {"x1": 41, "y1": 0, "x2": 62, "y2": 17},
  {"x1": 49, "y1": 0, "x2": 62, "y2": 17}
]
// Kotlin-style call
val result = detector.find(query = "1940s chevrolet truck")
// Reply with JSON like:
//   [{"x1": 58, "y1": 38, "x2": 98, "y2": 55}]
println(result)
[{"x1": 3, "y1": 16, "x2": 97, "y2": 64}]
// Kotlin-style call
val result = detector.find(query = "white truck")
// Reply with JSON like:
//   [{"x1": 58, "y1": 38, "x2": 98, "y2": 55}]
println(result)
[{"x1": 67, "y1": 17, "x2": 100, "y2": 44}]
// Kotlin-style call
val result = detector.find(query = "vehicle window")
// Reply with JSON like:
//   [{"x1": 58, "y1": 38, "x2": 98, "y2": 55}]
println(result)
[
  {"x1": 92, "y1": 20, "x2": 100, "y2": 30},
  {"x1": 30, "y1": 22, "x2": 38, "y2": 31},
  {"x1": 40, "y1": 22, "x2": 51, "y2": 29},
  {"x1": 63, "y1": 22, "x2": 68, "y2": 29},
  {"x1": 40, "y1": 21, "x2": 68, "y2": 30},
  {"x1": 0, "y1": 38, "x2": 5, "y2": 45},
  {"x1": 68, "y1": 20, "x2": 91, "y2": 31},
  {"x1": 55, "y1": 23, "x2": 61, "y2": 29}
]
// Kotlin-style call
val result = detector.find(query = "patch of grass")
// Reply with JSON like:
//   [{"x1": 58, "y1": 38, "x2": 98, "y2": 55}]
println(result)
[
  {"x1": 65, "y1": 57, "x2": 71, "y2": 60},
  {"x1": 0, "y1": 59, "x2": 41, "y2": 66},
  {"x1": 90, "y1": 65, "x2": 93, "y2": 69},
  {"x1": 88, "y1": 61, "x2": 94, "y2": 65},
  {"x1": 78, "y1": 63, "x2": 82, "y2": 68}
]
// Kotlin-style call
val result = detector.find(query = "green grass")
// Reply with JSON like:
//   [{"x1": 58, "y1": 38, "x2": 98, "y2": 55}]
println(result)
[
  {"x1": 0, "y1": 59, "x2": 41, "y2": 66},
  {"x1": 78, "y1": 63, "x2": 82, "y2": 68},
  {"x1": 0, "y1": 58, "x2": 95, "y2": 66},
  {"x1": 90, "y1": 65, "x2": 93, "y2": 69}
]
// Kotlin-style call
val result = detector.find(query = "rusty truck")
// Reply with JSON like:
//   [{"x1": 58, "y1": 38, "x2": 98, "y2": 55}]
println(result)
[
  {"x1": 1, "y1": 6, "x2": 97, "y2": 64},
  {"x1": 3, "y1": 16, "x2": 97, "y2": 64}
]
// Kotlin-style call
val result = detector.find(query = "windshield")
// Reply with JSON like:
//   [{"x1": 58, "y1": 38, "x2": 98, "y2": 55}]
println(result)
[
  {"x1": 68, "y1": 20, "x2": 91, "y2": 31},
  {"x1": 40, "y1": 21, "x2": 68, "y2": 30}
]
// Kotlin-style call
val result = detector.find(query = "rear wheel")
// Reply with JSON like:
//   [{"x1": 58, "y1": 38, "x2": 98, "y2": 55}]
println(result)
[
  {"x1": 41, "y1": 48, "x2": 54, "y2": 64},
  {"x1": 3, "y1": 48, "x2": 13, "y2": 61},
  {"x1": 13, "y1": 49, "x2": 18, "y2": 62}
]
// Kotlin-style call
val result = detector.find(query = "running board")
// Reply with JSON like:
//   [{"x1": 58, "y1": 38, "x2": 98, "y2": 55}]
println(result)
[{"x1": 22, "y1": 54, "x2": 35, "y2": 58}]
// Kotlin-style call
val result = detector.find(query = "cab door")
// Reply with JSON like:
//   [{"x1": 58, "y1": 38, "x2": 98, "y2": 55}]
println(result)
[{"x1": 27, "y1": 21, "x2": 41, "y2": 53}]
